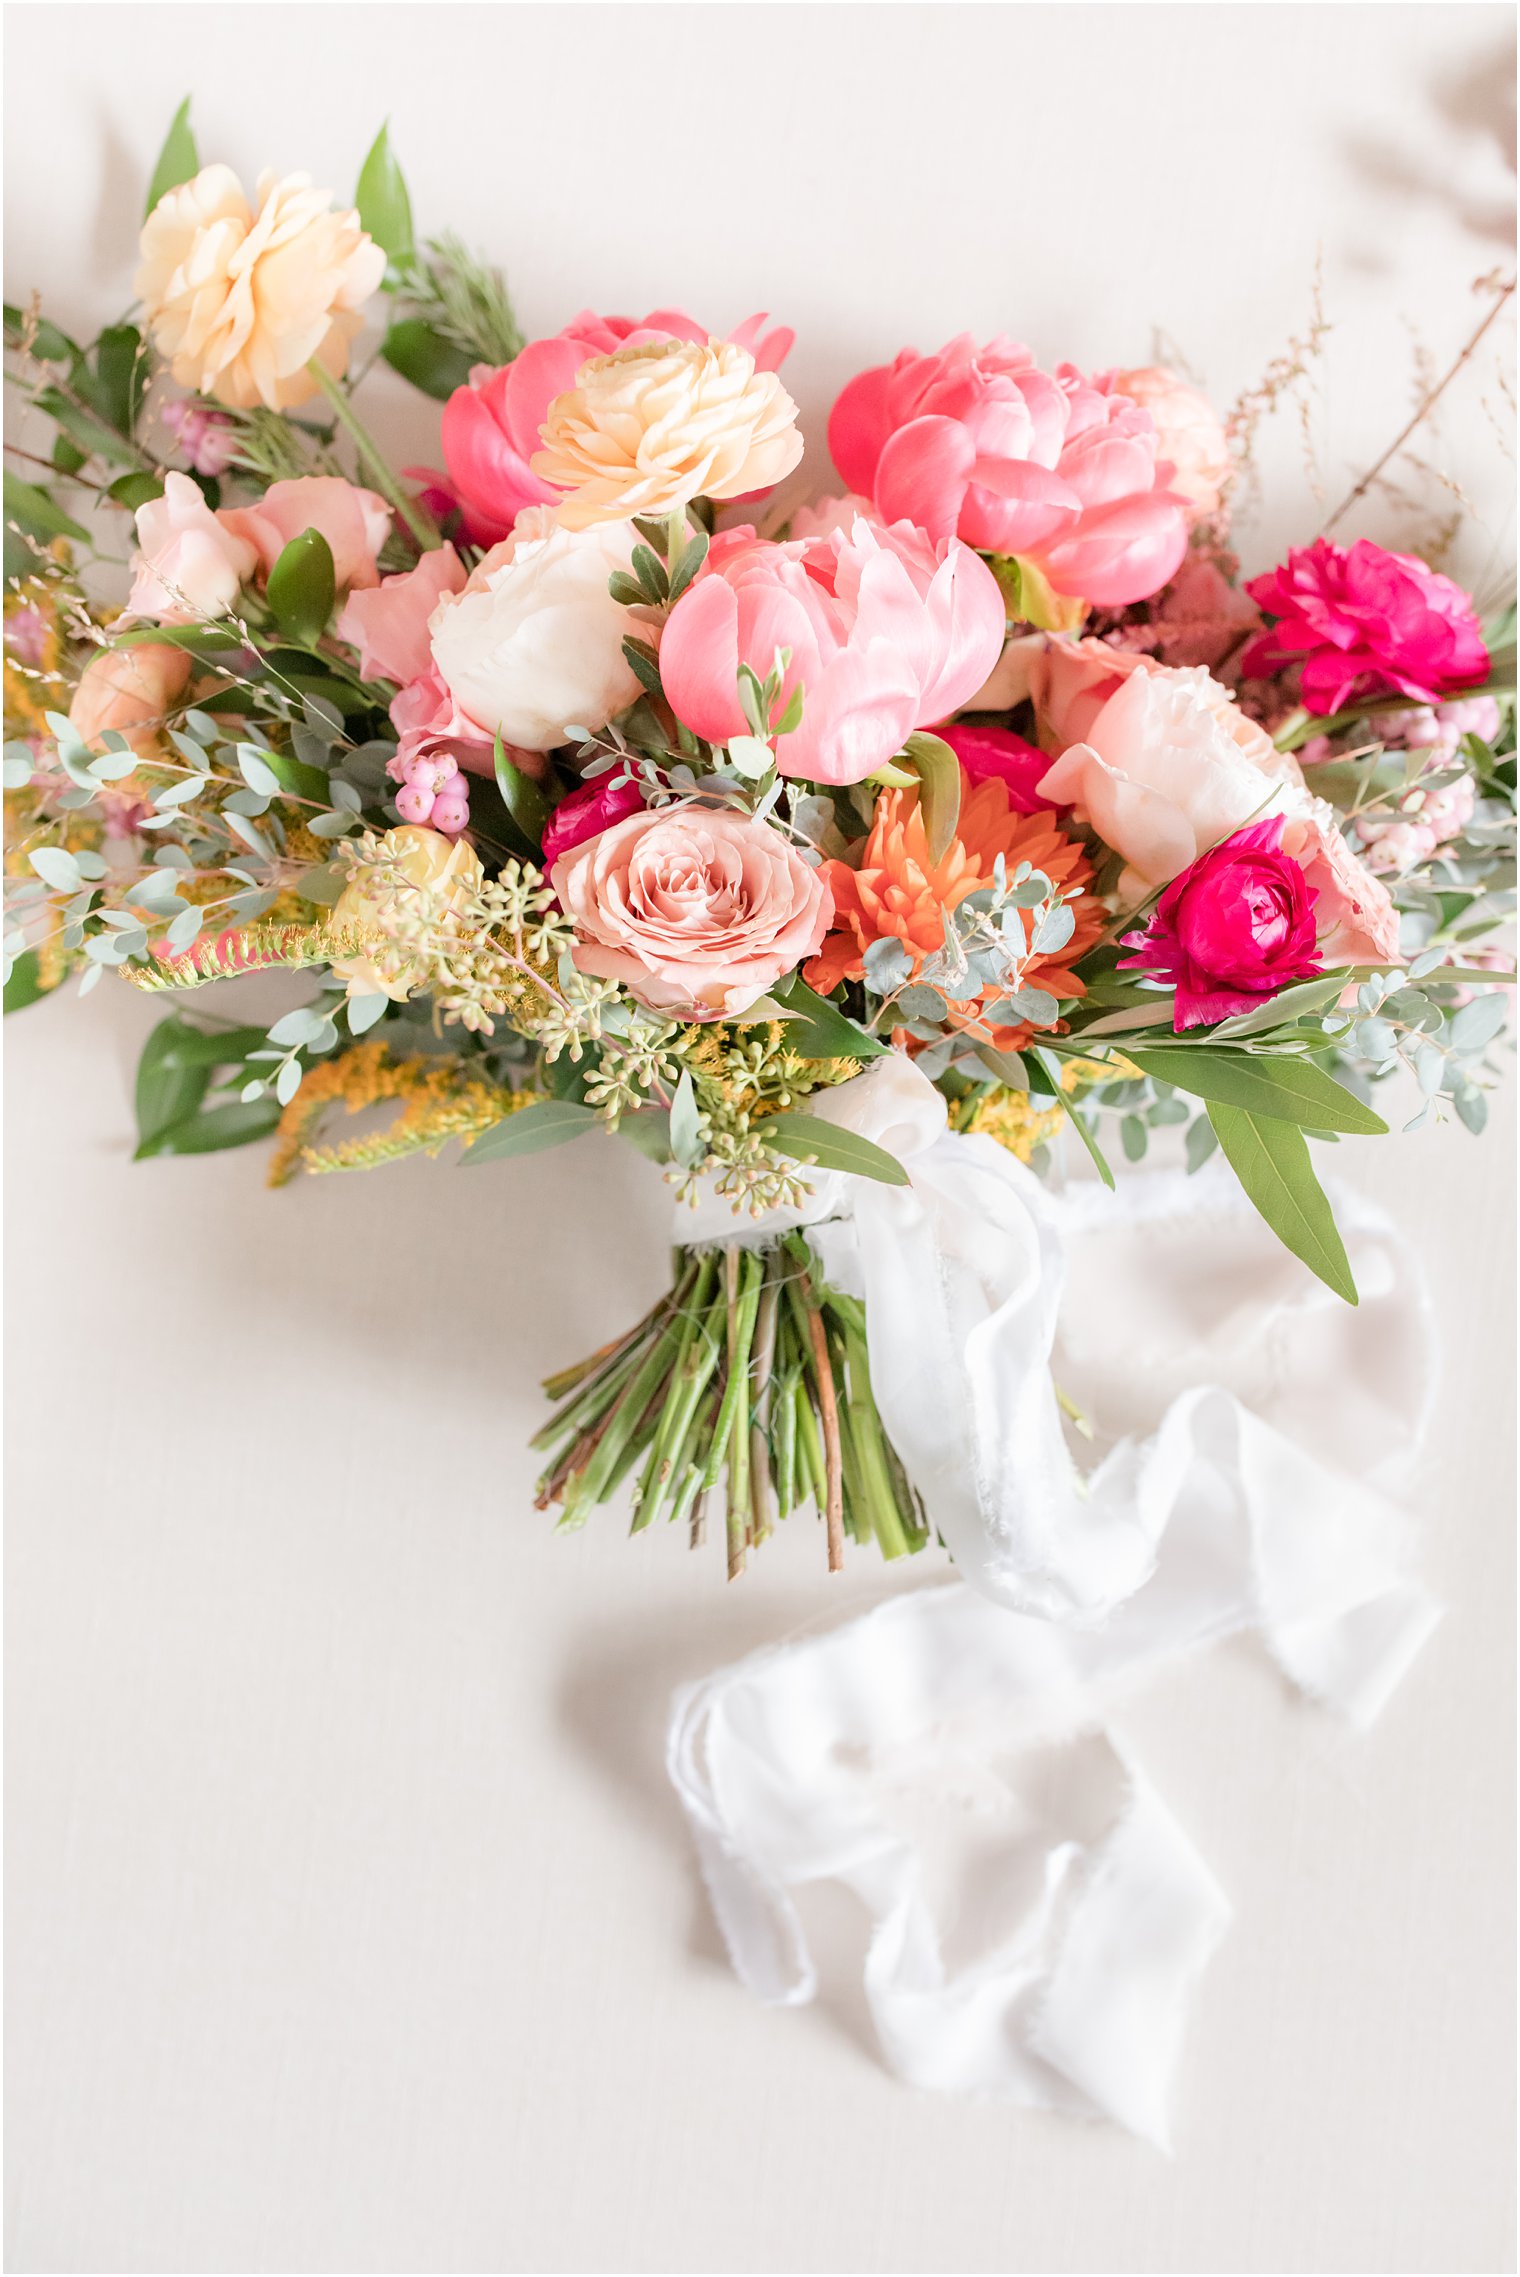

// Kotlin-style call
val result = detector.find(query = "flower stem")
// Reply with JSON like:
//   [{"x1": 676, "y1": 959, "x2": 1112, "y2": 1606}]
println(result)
[{"x1": 304, "y1": 360, "x2": 439, "y2": 552}]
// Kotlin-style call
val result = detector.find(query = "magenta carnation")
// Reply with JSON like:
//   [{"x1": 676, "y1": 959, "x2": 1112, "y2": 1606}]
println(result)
[
  {"x1": 937, "y1": 723, "x2": 1065, "y2": 814},
  {"x1": 541, "y1": 772, "x2": 647, "y2": 870},
  {"x1": 1242, "y1": 538, "x2": 1488, "y2": 716},
  {"x1": 1119, "y1": 817, "x2": 1321, "y2": 1030}
]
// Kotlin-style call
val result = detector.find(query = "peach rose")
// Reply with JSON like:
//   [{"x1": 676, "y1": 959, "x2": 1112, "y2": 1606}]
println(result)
[
  {"x1": 69, "y1": 642, "x2": 193, "y2": 756},
  {"x1": 1280, "y1": 803, "x2": 1402, "y2": 966},
  {"x1": 552, "y1": 802, "x2": 833, "y2": 1019},
  {"x1": 532, "y1": 340, "x2": 803, "y2": 530},
  {"x1": 1109, "y1": 367, "x2": 1232, "y2": 523},
  {"x1": 329, "y1": 825, "x2": 484, "y2": 1001},
  {"x1": 136, "y1": 164, "x2": 385, "y2": 412},
  {"x1": 221, "y1": 476, "x2": 391, "y2": 592},
  {"x1": 124, "y1": 472, "x2": 259, "y2": 624}
]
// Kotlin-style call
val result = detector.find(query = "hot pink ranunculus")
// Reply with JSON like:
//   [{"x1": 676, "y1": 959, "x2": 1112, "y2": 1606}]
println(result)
[
  {"x1": 551, "y1": 801, "x2": 832, "y2": 1020},
  {"x1": 540, "y1": 773, "x2": 648, "y2": 871},
  {"x1": 936, "y1": 723, "x2": 1063, "y2": 813},
  {"x1": 1242, "y1": 538, "x2": 1489, "y2": 715},
  {"x1": 428, "y1": 308, "x2": 794, "y2": 547},
  {"x1": 1120, "y1": 816, "x2": 1322, "y2": 1029},
  {"x1": 659, "y1": 515, "x2": 1006, "y2": 787},
  {"x1": 221, "y1": 475, "x2": 391, "y2": 591},
  {"x1": 336, "y1": 542, "x2": 467, "y2": 684},
  {"x1": 827, "y1": 335, "x2": 1190, "y2": 608}
]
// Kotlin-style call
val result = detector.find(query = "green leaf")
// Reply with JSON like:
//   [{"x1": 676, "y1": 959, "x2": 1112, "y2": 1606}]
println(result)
[
  {"x1": 669, "y1": 1069, "x2": 702, "y2": 1166},
  {"x1": 5, "y1": 304, "x2": 77, "y2": 363},
  {"x1": 107, "y1": 471, "x2": 164, "y2": 514},
  {"x1": 3, "y1": 948, "x2": 50, "y2": 1014},
  {"x1": 899, "y1": 731, "x2": 961, "y2": 864},
  {"x1": 94, "y1": 326, "x2": 146, "y2": 437},
  {"x1": 379, "y1": 319, "x2": 474, "y2": 400},
  {"x1": 1032, "y1": 1048, "x2": 1115, "y2": 1187},
  {"x1": 266, "y1": 529, "x2": 336, "y2": 647},
  {"x1": 763, "y1": 1111, "x2": 910, "y2": 1187},
  {"x1": 769, "y1": 972, "x2": 887, "y2": 1060},
  {"x1": 1210, "y1": 974, "x2": 1356, "y2": 1039},
  {"x1": 34, "y1": 385, "x2": 138, "y2": 468},
  {"x1": 149, "y1": 1021, "x2": 269, "y2": 1069},
  {"x1": 133, "y1": 1015, "x2": 212, "y2": 1155},
  {"x1": 621, "y1": 637, "x2": 664, "y2": 698},
  {"x1": 4, "y1": 472, "x2": 88, "y2": 546},
  {"x1": 461, "y1": 1099, "x2": 601, "y2": 1163},
  {"x1": 137, "y1": 1097, "x2": 283, "y2": 1158},
  {"x1": 355, "y1": 121, "x2": 414, "y2": 264},
  {"x1": 1206, "y1": 1102, "x2": 1358, "y2": 1303},
  {"x1": 145, "y1": 97, "x2": 198, "y2": 219},
  {"x1": 1121, "y1": 1045, "x2": 1388, "y2": 1135},
  {"x1": 493, "y1": 733, "x2": 549, "y2": 850}
]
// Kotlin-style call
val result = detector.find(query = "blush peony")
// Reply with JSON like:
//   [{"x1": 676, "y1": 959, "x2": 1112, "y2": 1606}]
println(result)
[
  {"x1": 1242, "y1": 538, "x2": 1489, "y2": 714},
  {"x1": 135, "y1": 165, "x2": 385, "y2": 412},
  {"x1": 828, "y1": 335, "x2": 1190, "y2": 607},
  {"x1": 552, "y1": 802, "x2": 832, "y2": 1019},
  {"x1": 532, "y1": 339, "x2": 803, "y2": 530},
  {"x1": 659, "y1": 516, "x2": 1006, "y2": 787},
  {"x1": 1107, "y1": 367, "x2": 1232, "y2": 523},
  {"x1": 1120, "y1": 817, "x2": 1322, "y2": 1029}
]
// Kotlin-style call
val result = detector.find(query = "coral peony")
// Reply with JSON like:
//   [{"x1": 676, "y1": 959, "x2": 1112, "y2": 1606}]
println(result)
[
  {"x1": 552, "y1": 802, "x2": 831, "y2": 1019},
  {"x1": 532, "y1": 340, "x2": 803, "y2": 531},
  {"x1": 221, "y1": 475, "x2": 391, "y2": 591},
  {"x1": 540, "y1": 773, "x2": 648, "y2": 871},
  {"x1": 828, "y1": 335, "x2": 1189, "y2": 607},
  {"x1": 431, "y1": 309, "x2": 792, "y2": 546},
  {"x1": 660, "y1": 516, "x2": 1006, "y2": 786},
  {"x1": 337, "y1": 543, "x2": 467, "y2": 685},
  {"x1": 936, "y1": 723, "x2": 1062, "y2": 813},
  {"x1": 1242, "y1": 538, "x2": 1489, "y2": 714},
  {"x1": 124, "y1": 472, "x2": 258, "y2": 624},
  {"x1": 1107, "y1": 367, "x2": 1232, "y2": 523},
  {"x1": 136, "y1": 165, "x2": 384, "y2": 412},
  {"x1": 1120, "y1": 817, "x2": 1322, "y2": 1029},
  {"x1": 806, "y1": 776, "x2": 1102, "y2": 1051}
]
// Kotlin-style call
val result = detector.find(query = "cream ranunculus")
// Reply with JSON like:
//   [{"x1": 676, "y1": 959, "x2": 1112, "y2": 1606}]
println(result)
[
  {"x1": 531, "y1": 339, "x2": 804, "y2": 530},
  {"x1": 426, "y1": 507, "x2": 643, "y2": 751},
  {"x1": 330, "y1": 825, "x2": 484, "y2": 1001},
  {"x1": 135, "y1": 164, "x2": 386, "y2": 412}
]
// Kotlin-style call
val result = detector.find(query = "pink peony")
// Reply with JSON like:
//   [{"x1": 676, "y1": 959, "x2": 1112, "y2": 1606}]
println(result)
[
  {"x1": 1279, "y1": 803, "x2": 1402, "y2": 966},
  {"x1": 336, "y1": 543, "x2": 467, "y2": 684},
  {"x1": 1106, "y1": 367, "x2": 1232, "y2": 523},
  {"x1": 1120, "y1": 817, "x2": 1322, "y2": 1029},
  {"x1": 221, "y1": 475, "x2": 391, "y2": 592},
  {"x1": 540, "y1": 773, "x2": 648, "y2": 870},
  {"x1": 936, "y1": 723, "x2": 1063, "y2": 813},
  {"x1": 552, "y1": 801, "x2": 832, "y2": 1020},
  {"x1": 827, "y1": 335, "x2": 1190, "y2": 608},
  {"x1": 1242, "y1": 538, "x2": 1489, "y2": 715},
  {"x1": 427, "y1": 308, "x2": 793, "y2": 547},
  {"x1": 659, "y1": 515, "x2": 1006, "y2": 787}
]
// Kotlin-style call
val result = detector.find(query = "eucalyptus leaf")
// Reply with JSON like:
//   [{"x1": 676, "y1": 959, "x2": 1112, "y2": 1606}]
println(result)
[
  {"x1": 461, "y1": 1099, "x2": 601, "y2": 1163},
  {"x1": 762, "y1": 1112, "x2": 910, "y2": 1187}
]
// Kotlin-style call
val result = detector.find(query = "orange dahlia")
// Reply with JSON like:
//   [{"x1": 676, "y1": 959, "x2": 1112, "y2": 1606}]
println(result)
[{"x1": 804, "y1": 777, "x2": 1104, "y2": 1053}]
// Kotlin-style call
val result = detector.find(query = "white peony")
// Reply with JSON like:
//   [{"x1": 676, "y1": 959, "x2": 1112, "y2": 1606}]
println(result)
[{"x1": 426, "y1": 509, "x2": 642, "y2": 752}]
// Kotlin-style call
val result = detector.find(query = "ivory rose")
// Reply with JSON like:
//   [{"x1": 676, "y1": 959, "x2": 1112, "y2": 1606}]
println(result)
[
  {"x1": 659, "y1": 516, "x2": 1006, "y2": 787},
  {"x1": 432, "y1": 309, "x2": 793, "y2": 545},
  {"x1": 336, "y1": 543, "x2": 468, "y2": 684},
  {"x1": 222, "y1": 476, "x2": 391, "y2": 591},
  {"x1": 330, "y1": 825, "x2": 483, "y2": 1001},
  {"x1": 124, "y1": 472, "x2": 258, "y2": 623},
  {"x1": 1108, "y1": 367, "x2": 1232, "y2": 522},
  {"x1": 828, "y1": 336, "x2": 1189, "y2": 607},
  {"x1": 552, "y1": 803, "x2": 832, "y2": 1019},
  {"x1": 532, "y1": 340, "x2": 803, "y2": 530},
  {"x1": 135, "y1": 165, "x2": 385, "y2": 412},
  {"x1": 426, "y1": 507, "x2": 642, "y2": 751},
  {"x1": 69, "y1": 642, "x2": 193, "y2": 756}
]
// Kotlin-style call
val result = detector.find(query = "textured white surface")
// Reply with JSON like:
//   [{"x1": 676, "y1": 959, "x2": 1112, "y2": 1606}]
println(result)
[{"x1": 4, "y1": 5, "x2": 1516, "y2": 2272}]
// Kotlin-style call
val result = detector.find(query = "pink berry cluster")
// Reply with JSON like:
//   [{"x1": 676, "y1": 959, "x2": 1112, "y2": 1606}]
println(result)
[{"x1": 388, "y1": 748, "x2": 469, "y2": 835}]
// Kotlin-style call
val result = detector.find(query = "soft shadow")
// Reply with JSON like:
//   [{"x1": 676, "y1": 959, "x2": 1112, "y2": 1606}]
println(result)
[{"x1": 1341, "y1": 32, "x2": 1516, "y2": 250}]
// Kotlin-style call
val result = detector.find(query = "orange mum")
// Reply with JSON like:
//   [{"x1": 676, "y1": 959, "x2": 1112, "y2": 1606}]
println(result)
[{"x1": 804, "y1": 777, "x2": 1104, "y2": 1052}]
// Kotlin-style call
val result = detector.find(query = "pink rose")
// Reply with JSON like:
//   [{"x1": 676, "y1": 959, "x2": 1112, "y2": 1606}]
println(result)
[
  {"x1": 428, "y1": 308, "x2": 794, "y2": 547},
  {"x1": 125, "y1": 472, "x2": 259, "y2": 623},
  {"x1": 336, "y1": 543, "x2": 467, "y2": 684},
  {"x1": 1279, "y1": 803, "x2": 1402, "y2": 966},
  {"x1": 827, "y1": 335, "x2": 1189, "y2": 608},
  {"x1": 1242, "y1": 538, "x2": 1489, "y2": 715},
  {"x1": 1035, "y1": 652, "x2": 1298, "y2": 893},
  {"x1": 552, "y1": 801, "x2": 832, "y2": 1019},
  {"x1": 937, "y1": 723, "x2": 1062, "y2": 813},
  {"x1": 1120, "y1": 817, "x2": 1322, "y2": 1029},
  {"x1": 220, "y1": 476, "x2": 391, "y2": 591},
  {"x1": 541, "y1": 773, "x2": 648, "y2": 870},
  {"x1": 1107, "y1": 368, "x2": 1232, "y2": 523},
  {"x1": 659, "y1": 515, "x2": 1006, "y2": 787},
  {"x1": 388, "y1": 668, "x2": 506, "y2": 781}
]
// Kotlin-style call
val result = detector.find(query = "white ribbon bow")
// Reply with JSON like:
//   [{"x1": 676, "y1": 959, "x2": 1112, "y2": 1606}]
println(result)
[{"x1": 670, "y1": 1056, "x2": 1439, "y2": 2144}]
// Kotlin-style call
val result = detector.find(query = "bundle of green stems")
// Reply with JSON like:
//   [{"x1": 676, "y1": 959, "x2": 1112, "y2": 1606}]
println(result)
[{"x1": 534, "y1": 1233, "x2": 929, "y2": 1578}]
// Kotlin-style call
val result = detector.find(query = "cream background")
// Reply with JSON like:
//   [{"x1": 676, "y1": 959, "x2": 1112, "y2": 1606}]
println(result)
[{"x1": 4, "y1": 5, "x2": 1516, "y2": 2272}]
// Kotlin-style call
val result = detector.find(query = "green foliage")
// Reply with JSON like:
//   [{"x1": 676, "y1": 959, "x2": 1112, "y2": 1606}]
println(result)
[
  {"x1": 379, "y1": 319, "x2": 474, "y2": 400},
  {"x1": 3, "y1": 949, "x2": 50, "y2": 1014},
  {"x1": 493, "y1": 733, "x2": 550, "y2": 851},
  {"x1": 1120, "y1": 1045, "x2": 1387, "y2": 1135},
  {"x1": 145, "y1": 97, "x2": 198, "y2": 218},
  {"x1": 134, "y1": 1015, "x2": 284, "y2": 1158},
  {"x1": 462, "y1": 1099, "x2": 600, "y2": 1162},
  {"x1": 900, "y1": 732, "x2": 961, "y2": 863},
  {"x1": 1205, "y1": 1102, "x2": 1358, "y2": 1303},
  {"x1": 770, "y1": 972, "x2": 887, "y2": 1060},
  {"x1": 763, "y1": 1112, "x2": 910, "y2": 1187},
  {"x1": 355, "y1": 122, "x2": 415, "y2": 264},
  {"x1": 266, "y1": 529, "x2": 336, "y2": 646}
]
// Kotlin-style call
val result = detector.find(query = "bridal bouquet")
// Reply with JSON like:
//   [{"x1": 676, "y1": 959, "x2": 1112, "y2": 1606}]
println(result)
[{"x1": 6, "y1": 112, "x2": 1515, "y2": 1584}]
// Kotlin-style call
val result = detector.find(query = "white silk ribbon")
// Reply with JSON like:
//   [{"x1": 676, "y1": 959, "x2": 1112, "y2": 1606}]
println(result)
[{"x1": 669, "y1": 1056, "x2": 1439, "y2": 2144}]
